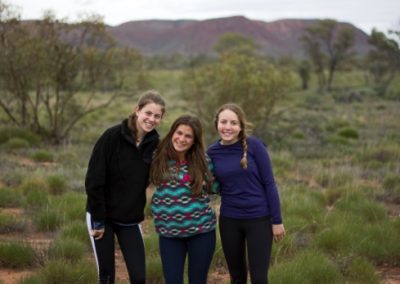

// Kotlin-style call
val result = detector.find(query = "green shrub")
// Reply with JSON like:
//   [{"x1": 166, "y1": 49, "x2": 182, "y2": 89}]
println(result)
[
  {"x1": 48, "y1": 237, "x2": 87, "y2": 263},
  {"x1": 0, "y1": 127, "x2": 41, "y2": 146},
  {"x1": 30, "y1": 150, "x2": 54, "y2": 163},
  {"x1": 269, "y1": 250, "x2": 343, "y2": 284},
  {"x1": 355, "y1": 222, "x2": 400, "y2": 265},
  {"x1": 335, "y1": 192, "x2": 387, "y2": 223},
  {"x1": 33, "y1": 208, "x2": 64, "y2": 232},
  {"x1": 19, "y1": 178, "x2": 48, "y2": 194},
  {"x1": 52, "y1": 192, "x2": 85, "y2": 221},
  {"x1": 0, "y1": 242, "x2": 35, "y2": 268},
  {"x1": 345, "y1": 257, "x2": 379, "y2": 284},
  {"x1": 0, "y1": 213, "x2": 26, "y2": 233},
  {"x1": 324, "y1": 119, "x2": 350, "y2": 132},
  {"x1": 24, "y1": 189, "x2": 49, "y2": 209},
  {"x1": 337, "y1": 127, "x2": 359, "y2": 139},
  {"x1": 2, "y1": 137, "x2": 30, "y2": 149},
  {"x1": 0, "y1": 187, "x2": 24, "y2": 207},
  {"x1": 383, "y1": 175, "x2": 400, "y2": 192},
  {"x1": 46, "y1": 175, "x2": 67, "y2": 195},
  {"x1": 59, "y1": 221, "x2": 90, "y2": 248},
  {"x1": 37, "y1": 259, "x2": 97, "y2": 284}
]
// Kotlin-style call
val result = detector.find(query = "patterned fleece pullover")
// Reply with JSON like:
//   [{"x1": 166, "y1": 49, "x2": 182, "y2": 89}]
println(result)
[{"x1": 151, "y1": 157, "x2": 218, "y2": 238}]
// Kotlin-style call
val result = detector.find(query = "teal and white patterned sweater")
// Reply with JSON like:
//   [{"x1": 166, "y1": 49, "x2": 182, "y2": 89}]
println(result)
[{"x1": 151, "y1": 157, "x2": 218, "y2": 238}]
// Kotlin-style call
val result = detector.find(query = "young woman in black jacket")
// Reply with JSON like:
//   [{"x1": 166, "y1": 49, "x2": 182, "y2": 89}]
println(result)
[{"x1": 85, "y1": 90, "x2": 166, "y2": 284}]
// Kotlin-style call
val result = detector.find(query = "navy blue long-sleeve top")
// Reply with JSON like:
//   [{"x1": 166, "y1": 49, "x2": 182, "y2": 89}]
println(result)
[{"x1": 207, "y1": 136, "x2": 282, "y2": 224}]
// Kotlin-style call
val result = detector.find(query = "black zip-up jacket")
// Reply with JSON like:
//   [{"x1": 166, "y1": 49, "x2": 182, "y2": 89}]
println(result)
[{"x1": 85, "y1": 119, "x2": 159, "y2": 224}]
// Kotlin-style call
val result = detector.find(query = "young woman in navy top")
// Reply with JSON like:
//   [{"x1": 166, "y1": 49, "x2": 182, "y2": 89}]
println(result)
[{"x1": 207, "y1": 103, "x2": 285, "y2": 284}]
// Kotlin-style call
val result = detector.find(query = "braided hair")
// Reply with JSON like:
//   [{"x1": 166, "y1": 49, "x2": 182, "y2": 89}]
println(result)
[{"x1": 214, "y1": 103, "x2": 252, "y2": 169}]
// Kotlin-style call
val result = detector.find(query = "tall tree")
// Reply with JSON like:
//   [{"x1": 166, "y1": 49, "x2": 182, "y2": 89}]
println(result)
[
  {"x1": 366, "y1": 28, "x2": 400, "y2": 96},
  {"x1": 302, "y1": 19, "x2": 355, "y2": 91},
  {"x1": 0, "y1": 2, "x2": 144, "y2": 144}
]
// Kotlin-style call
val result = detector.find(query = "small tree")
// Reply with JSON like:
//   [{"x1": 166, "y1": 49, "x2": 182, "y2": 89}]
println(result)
[
  {"x1": 297, "y1": 60, "x2": 312, "y2": 90},
  {"x1": 182, "y1": 33, "x2": 294, "y2": 142},
  {"x1": 366, "y1": 28, "x2": 400, "y2": 96},
  {"x1": 0, "y1": 2, "x2": 144, "y2": 144},
  {"x1": 302, "y1": 19, "x2": 355, "y2": 91}
]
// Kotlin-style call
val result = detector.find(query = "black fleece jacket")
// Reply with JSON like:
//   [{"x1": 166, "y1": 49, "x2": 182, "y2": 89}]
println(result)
[{"x1": 85, "y1": 119, "x2": 159, "y2": 224}]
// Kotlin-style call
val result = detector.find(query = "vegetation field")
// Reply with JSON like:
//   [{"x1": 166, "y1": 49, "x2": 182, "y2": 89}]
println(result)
[{"x1": 0, "y1": 68, "x2": 399, "y2": 283}]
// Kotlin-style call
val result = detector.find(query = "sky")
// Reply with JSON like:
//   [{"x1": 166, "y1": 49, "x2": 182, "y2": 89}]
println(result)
[{"x1": 7, "y1": 0, "x2": 400, "y2": 34}]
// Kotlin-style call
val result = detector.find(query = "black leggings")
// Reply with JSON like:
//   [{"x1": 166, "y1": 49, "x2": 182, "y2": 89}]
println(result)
[
  {"x1": 86, "y1": 213, "x2": 145, "y2": 284},
  {"x1": 219, "y1": 216, "x2": 273, "y2": 284}
]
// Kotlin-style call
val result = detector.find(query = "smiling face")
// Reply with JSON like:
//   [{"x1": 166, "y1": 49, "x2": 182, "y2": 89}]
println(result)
[
  {"x1": 135, "y1": 102, "x2": 164, "y2": 135},
  {"x1": 172, "y1": 124, "x2": 194, "y2": 160},
  {"x1": 217, "y1": 109, "x2": 242, "y2": 145}
]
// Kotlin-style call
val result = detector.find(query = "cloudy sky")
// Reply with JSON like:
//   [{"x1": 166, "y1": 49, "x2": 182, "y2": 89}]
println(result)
[{"x1": 7, "y1": 0, "x2": 400, "y2": 34}]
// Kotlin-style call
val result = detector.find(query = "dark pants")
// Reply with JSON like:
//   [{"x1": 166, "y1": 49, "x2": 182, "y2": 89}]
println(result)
[
  {"x1": 87, "y1": 213, "x2": 145, "y2": 284},
  {"x1": 219, "y1": 216, "x2": 273, "y2": 284},
  {"x1": 159, "y1": 230, "x2": 216, "y2": 284}
]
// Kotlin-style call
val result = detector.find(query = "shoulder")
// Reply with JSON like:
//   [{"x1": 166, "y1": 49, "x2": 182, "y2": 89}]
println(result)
[
  {"x1": 247, "y1": 136, "x2": 268, "y2": 153},
  {"x1": 207, "y1": 140, "x2": 221, "y2": 154}
]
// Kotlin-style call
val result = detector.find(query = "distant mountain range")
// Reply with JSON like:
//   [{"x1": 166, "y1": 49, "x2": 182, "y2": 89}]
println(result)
[{"x1": 107, "y1": 16, "x2": 371, "y2": 58}]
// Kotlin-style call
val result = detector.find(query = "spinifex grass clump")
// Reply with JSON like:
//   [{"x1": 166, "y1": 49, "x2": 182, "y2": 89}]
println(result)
[
  {"x1": 30, "y1": 150, "x2": 54, "y2": 163},
  {"x1": 35, "y1": 259, "x2": 96, "y2": 284},
  {"x1": 0, "y1": 127, "x2": 41, "y2": 146},
  {"x1": 0, "y1": 212, "x2": 27, "y2": 233},
  {"x1": 33, "y1": 207, "x2": 64, "y2": 232},
  {"x1": 59, "y1": 220, "x2": 90, "y2": 247},
  {"x1": 48, "y1": 237, "x2": 87, "y2": 263},
  {"x1": 269, "y1": 250, "x2": 343, "y2": 284},
  {"x1": 46, "y1": 175, "x2": 67, "y2": 195},
  {"x1": 0, "y1": 241, "x2": 36, "y2": 269},
  {"x1": 51, "y1": 192, "x2": 86, "y2": 221},
  {"x1": 0, "y1": 187, "x2": 24, "y2": 207}
]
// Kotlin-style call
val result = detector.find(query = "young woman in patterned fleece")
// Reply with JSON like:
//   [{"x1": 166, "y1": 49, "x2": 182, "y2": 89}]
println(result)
[{"x1": 150, "y1": 115, "x2": 218, "y2": 284}]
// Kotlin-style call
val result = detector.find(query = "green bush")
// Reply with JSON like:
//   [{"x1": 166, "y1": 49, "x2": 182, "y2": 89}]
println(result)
[
  {"x1": 19, "y1": 178, "x2": 48, "y2": 194},
  {"x1": 33, "y1": 208, "x2": 64, "y2": 232},
  {"x1": 0, "y1": 127, "x2": 41, "y2": 146},
  {"x1": 0, "y1": 213, "x2": 26, "y2": 233},
  {"x1": 335, "y1": 192, "x2": 387, "y2": 223},
  {"x1": 52, "y1": 192, "x2": 86, "y2": 221},
  {"x1": 30, "y1": 150, "x2": 54, "y2": 163},
  {"x1": 48, "y1": 237, "x2": 87, "y2": 263},
  {"x1": 0, "y1": 242, "x2": 36, "y2": 268},
  {"x1": 337, "y1": 127, "x2": 359, "y2": 139},
  {"x1": 24, "y1": 189, "x2": 49, "y2": 209},
  {"x1": 46, "y1": 175, "x2": 67, "y2": 195},
  {"x1": 269, "y1": 250, "x2": 343, "y2": 284},
  {"x1": 345, "y1": 257, "x2": 379, "y2": 284},
  {"x1": 0, "y1": 187, "x2": 24, "y2": 207},
  {"x1": 37, "y1": 259, "x2": 97, "y2": 283},
  {"x1": 2, "y1": 137, "x2": 30, "y2": 149},
  {"x1": 59, "y1": 221, "x2": 90, "y2": 248}
]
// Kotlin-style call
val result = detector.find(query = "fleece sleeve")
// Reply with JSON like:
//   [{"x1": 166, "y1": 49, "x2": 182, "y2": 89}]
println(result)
[
  {"x1": 252, "y1": 138, "x2": 283, "y2": 224},
  {"x1": 85, "y1": 131, "x2": 110, "y2": 222}
]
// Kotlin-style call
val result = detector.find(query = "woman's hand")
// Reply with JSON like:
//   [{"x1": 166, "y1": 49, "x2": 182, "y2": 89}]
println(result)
[
  {"x1": 90, "y1": 228, "x2": 105, "y2": 240},
  {"x1": 272, "y1": 224, "x2": 285, "y2": 242}
]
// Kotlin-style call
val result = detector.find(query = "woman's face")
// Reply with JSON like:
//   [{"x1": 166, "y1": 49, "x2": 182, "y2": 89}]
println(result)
[
  {"x1": 172, "y1": 124, "x2": 194, "y2": 158},
  {"x1": 217, "y1": 109, "x2": 241, "y2": 145},
  {"x1": 135, "y1": 102, "x2": 163, "y2": 134}
]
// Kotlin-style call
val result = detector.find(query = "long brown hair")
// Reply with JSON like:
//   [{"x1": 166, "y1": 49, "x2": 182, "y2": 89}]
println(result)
[
  {"x1": 214, "y1": 103, "x2": 252, "y2": 169},
  {"x1": 128, "y1": 90, "x2": 166, "y2": 137},
  {"x1": 150, "y1": 115, "x2": 213, "y2": 196}
]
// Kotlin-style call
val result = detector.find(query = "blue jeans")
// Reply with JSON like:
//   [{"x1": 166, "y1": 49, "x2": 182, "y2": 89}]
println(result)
[{"x1": 159, "y1": 230, "x2": 216, "y2": 284}]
